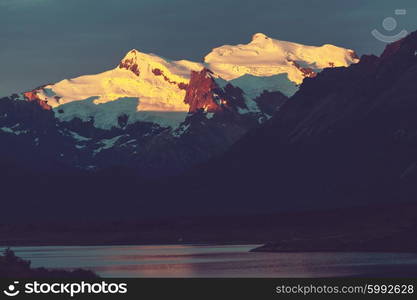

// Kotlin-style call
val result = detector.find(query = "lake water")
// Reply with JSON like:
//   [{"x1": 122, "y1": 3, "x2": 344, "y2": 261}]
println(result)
[{"x1": 3, "y1": 245, "x2": 417, "y2": 277}]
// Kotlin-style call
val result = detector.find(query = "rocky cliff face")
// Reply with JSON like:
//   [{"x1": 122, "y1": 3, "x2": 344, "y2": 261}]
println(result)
[
  {"x1": 184, "y1": 68, "x2": 250, "y2": 114},
  {"x1": 23, "y1": 89, "x2": 52, "y2": 111},
  {"x1": 184, "y1": 69, "x2": 223, "y2": 113}
]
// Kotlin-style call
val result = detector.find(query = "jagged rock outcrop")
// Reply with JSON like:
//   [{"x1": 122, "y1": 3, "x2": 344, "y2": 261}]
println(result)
[{"x1": 184, "y1": 68, "x2": 249, "y2": 113}]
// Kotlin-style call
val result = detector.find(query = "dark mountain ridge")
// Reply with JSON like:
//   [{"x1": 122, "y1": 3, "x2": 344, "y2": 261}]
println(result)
[{"x1": 189, "y1": 30, "x2": 417, "y2": 211}]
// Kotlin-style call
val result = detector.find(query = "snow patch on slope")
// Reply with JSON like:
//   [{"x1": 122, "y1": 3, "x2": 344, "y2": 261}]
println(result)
[
  {"x1": 54, "y1": 96, "x2": 187, "y2": 129},
  {"x1": 94, "y1": 135, "x2": 123, "y2": 155},
  {"x1": 230, "y1": 73, "x2": 298, "y2": 98},
  {"x1": 0, "y1": 124, "x2": 29, "y2": 135}
]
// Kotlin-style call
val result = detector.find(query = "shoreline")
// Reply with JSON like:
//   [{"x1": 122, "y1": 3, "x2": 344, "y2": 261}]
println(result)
[
  {"x1": 2, "y1": 202, "x2": 417, "y2": 252},
  {"x1": 0, "y1": 240, "x2": 262, "y2": 248},
  {"x1": 3, "y1": 241, "x2": 417, "y2": 255}
]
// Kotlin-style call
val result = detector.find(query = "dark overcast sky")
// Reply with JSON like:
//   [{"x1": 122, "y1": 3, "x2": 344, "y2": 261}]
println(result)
[{"x1": 0, "y1": 0, "x2": 416, "y2": 96}]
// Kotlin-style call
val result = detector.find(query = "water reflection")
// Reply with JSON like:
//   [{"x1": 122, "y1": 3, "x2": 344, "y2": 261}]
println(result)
[{"x1": 2, "y1": 245, "x2": 417, "y2": 278}]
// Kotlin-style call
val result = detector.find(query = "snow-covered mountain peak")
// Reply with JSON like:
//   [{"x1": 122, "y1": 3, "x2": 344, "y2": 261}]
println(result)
[
  {"x1": 118, "y1": 49, "x2": 202, "y2": 81},
  {"x1": 19, "y1": 34, "x2": 359, "y2": 130},
  {"x1": 24, "y1": 51, "x2": 205, "y2": 129},
  {"x1": 121, "y1": 49, "x2": 140, "y2": 60},
  {"x1": 204, "y1": 34, "x2": 359, "y2": 83},
  {"x1": 251, "y1": 33, "x2": 270, "y2": 41}
]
